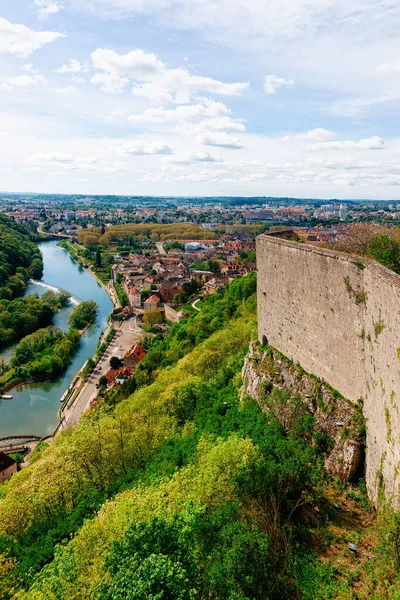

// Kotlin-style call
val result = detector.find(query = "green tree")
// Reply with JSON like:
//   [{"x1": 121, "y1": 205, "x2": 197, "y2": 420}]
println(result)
[
  {"x1": 68, "y1": 301, "x2": 98, "y2": 330},
  {"x1": 143, "y1": 310, "x2": 163, "y2": 325},
  {"x1": 95, "y1": 247, "x2": 102, "y2": 268},
  {"x1": 366, "y1": 234, "x2": 400, "y2": 273},
  {"x1": 110, "y1": 356, "x2": 123, "y2": 369}
]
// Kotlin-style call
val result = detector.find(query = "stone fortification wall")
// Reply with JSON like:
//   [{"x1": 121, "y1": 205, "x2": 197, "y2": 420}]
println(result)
[{"x1": 257, "y1": 234, "x2": 400, "y2": 503}]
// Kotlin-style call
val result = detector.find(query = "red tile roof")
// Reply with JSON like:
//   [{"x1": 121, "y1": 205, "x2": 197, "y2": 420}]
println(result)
[
  {"x1": 125, "y1": 343, "x2": 147, "y2": 361},
  {"x1": 144, "y1": 294, "x2": 161, "y2": 305}
]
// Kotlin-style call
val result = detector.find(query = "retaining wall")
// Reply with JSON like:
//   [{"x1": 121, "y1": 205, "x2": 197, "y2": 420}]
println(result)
[{"x1": 257, "y1": 234, "x2": 400, "y2": 503}]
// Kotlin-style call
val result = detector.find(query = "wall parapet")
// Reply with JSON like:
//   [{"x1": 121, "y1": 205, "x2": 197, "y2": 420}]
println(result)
[
  {"x1": 257, "y1": 234, "x2": 400, "y2": 504},
  {"x1": 258, "y1": 234, "x2": 400, "y2": 292}
]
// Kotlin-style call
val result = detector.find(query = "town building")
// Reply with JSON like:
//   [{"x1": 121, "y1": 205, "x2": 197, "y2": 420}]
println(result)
[
  {"x1": 124, "y1": 343, "x2": 147, "y2": 368},
  {"x1": 144, "y1": 294, "x2": 161, "y2": 311},
  {"x1": 0, "y1": 452, "x2": 17, "y2": 483}
]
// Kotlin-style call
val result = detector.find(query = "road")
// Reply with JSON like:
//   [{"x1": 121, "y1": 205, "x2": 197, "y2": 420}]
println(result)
[
  {"x1": 88, "y1": 266, "x2": 121, "y2": 308},
  {"x1": 192, "y1": 298, "x2": 202, "y2": 311},
  {"x1": 37, "y1": 222, "x2": 72, "y2": 239},
  {"x1": 60, "y1": 317, "x2": 143, "y2": 429},
  {"x1": 155, "y1": 242, "x2": 167, "y2": 256}
]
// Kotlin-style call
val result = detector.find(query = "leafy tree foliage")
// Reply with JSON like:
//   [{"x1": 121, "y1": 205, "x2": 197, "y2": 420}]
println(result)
[
  {"x1": 0, "y1": 291, "x2": 70, "y2": 348},
  {"x1": 0, "y1": 272, "x2": 337, "y2": 600},
  {"x1": 68, "y1": 301, "x2": 97, "y2": 330},
  {"x1": 239, "y1": 250, "x2": 256, "y2": 262},
  {"x1": 0, "y1": 215, "x2": 43, "y2": 301},
  {"x1": 142, "y1": 309, "x2": 163, "y2": 325},
  {"x1": 95, "y1": 247, "x2": 102, "y2": 268},
  {"x1": 110, "y1": 356, "x2": 123, "y2": 369},
  {"x1": 163, "y1": 241, "x2": 185, "y2": 253},
  {"x1": 78, "y1": 223, "x2": 216, "y2": 247},
  {"x1": 192, "y1": 259, "x2": 220, "y2": 273},
  {"x1": 114, "y1": 282, "x2": 128, "y2": 307},
  {"x1": 366, "y1": 233, "x2": 400, "y2": 273},
  {"x1": 10, "y1": 326, "x2": 81, "y2": 379}
]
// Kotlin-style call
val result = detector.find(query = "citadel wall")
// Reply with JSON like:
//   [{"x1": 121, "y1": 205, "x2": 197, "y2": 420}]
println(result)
[{"x1": 257, "y1": 234, "x2": 400, "y2": 502}]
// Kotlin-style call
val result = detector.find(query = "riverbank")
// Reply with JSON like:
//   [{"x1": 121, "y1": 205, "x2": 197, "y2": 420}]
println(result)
[
  {"x1": 58, "y1": 240, "x2": 120, "y2": 308},
  {"x1": 88, "y1": 266, "x2": 120, "y2": 308},
  {"x1": 0, "y1": 241, "x2": 113, "y2": 438},
  {"x1": 0, "y1": 327, "x2": 84, "y2": 395},
  {"x1": 0, "y1": 374, "x2": 52, "y2": 393},
  {"x1": 53, "y1": 243, "x2": 121, "y2": 430}
]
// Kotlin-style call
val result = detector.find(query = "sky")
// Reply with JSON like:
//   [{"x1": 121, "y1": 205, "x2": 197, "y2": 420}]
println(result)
[{"x1": 1, "y1": 1, "x2": 400, "y2": 199}]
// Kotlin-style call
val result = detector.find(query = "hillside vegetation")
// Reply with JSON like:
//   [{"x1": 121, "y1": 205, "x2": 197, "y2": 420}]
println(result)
[
  {"x1": 0, "y1": 273, "x2": 399, "y2": 599},
  {"x1": 78, "y1": 223, "x2": 216, "y2": 247},
  {"x1": 0, "y1": 215, "x2": 43, "y2": 301},
  {"x1": 328, "y1": 223, "x2": 400, "y2": 274}
]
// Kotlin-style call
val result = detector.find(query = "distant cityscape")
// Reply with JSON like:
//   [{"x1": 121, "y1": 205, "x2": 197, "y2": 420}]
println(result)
[{"x1": 2, "y1": 194, "x2": 400, "y2": 244}]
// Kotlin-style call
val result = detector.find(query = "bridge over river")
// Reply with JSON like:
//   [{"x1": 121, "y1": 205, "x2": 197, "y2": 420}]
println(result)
[{"x1": 0, "y1": 435, "x2": 44, "y2": 455}]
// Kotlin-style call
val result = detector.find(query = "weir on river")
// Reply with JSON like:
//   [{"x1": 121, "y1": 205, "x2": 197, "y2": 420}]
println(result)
[{"x1": 0, "y1": 241, "x2": 113, "y2": 438}]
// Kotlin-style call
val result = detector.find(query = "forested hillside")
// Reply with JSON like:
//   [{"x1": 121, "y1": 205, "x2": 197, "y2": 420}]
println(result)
[
  {"x1": 0, "y1": 215, "x2": 43, "y2": 301},
  {"x1": 0, "y1": 273, "x2": 398, "y2": 599}
]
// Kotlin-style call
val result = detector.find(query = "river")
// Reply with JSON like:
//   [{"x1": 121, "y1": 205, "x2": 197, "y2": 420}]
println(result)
[{"x1": 0, "y1": 241, "x2": 113, "y2": 437}]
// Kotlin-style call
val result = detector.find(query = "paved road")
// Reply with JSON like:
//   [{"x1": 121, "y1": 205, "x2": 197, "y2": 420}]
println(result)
[
  {"x1": 60, "y1": 317, "x2": 142, "y2": 429},
  {"x1": 192, "y1": 298, "x2": 202, "y2": 311},
  {"x1": 155, "y1": 242, "x2": 167, "y2": 256}
]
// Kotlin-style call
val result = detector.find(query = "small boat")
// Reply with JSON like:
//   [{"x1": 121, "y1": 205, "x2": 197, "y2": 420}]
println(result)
[{"x1": 1, "y1": 395, "x2": 13, "y2": 400}]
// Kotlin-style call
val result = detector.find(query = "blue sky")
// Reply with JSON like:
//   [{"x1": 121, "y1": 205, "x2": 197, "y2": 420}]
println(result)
[{"x1": 1, "y1": 0, "x2": 400, "y2": 198}]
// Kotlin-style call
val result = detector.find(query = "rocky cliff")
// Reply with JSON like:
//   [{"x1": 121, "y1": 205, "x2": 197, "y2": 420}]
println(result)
[{"x1": 241, "y1": 341, "x2": 364, "y2": 481}]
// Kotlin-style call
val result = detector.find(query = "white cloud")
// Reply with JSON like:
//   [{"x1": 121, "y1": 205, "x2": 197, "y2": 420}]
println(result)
[
  {"x1": 64, "y1": 0, "x2": 398, "y2": 42},
  {"x1": 376, "y1": 61, "x2": 400, "y2": 77},
  {"x1": 308, "y1": 157, "x2": 375, "y2": 170},
  {"x1": 200, "y1": 132, "x2": 243, "y2": 149},
  {"x1": 120, "y1": 141, "x2": 174, "y2": 155},
  {"x1": 314, "y1": 136, "x2": 385, "y2": 151},
  {"x1": 190, "y1": 152, "x2": 222, "y2": 162},
  {"x1": 0, "y1": 17, "x2": 65, "y2": 56},
  {"x1": 34, "y1": 0, "x2": 63, "y2": 19},
  {"x1": 29, "y1": 152, "x2": 100, "y2": 172},
  {"x1": 91, "y1": 47, "x2": 248, "y2": 101},
  {"x1": 90, "y1": 73, "x2": 129, "y2": 94},
  {"x1": 328, "y1": 95, "x2": 393, "y2": 117},
  {"x1": 131, "y1": 71, "x2": 249, "y2": 104},
  {"x1": 92, "y1": 47, "x2": 164, "y2": 77},
  {"x1": 31, "y1": 152, "x2": 74, "y2": 162},
  {"x1": 56, "y1": 85, "x2": 78, "y2": 94},
  {"x1": 23, "y1": 63, "x2": 41, "y2": 73},
  {"x1": 21, "y1": 166, "x2": 44, "y2": 173},
  {"x1": 280, "y1": 128, "x2": 335, "y2": 142},
  {"x1": 198, "y1": 116, "x2": 246, "y2": 132},
  {"x1": 103, "y1": 162, "x2": 128, "y2": 172},
  {"x1": 0, "y1": 73, "x2": 47, "y2": 91},
  {"x1": 166, "y1": 151, "x2": 223, "y2": 164},
  {"x1": 264, "y1": 74, "x2": 295, "y2": 94},
  {"x1": 128, "y1": 99, "x2": 231, "y2": 123},
  {"x1": 128, "y1": 100, "x2": 246, "y2": 137},
  {"x1": 56, "y1": 59, "x2": 86, "y2": 73}
]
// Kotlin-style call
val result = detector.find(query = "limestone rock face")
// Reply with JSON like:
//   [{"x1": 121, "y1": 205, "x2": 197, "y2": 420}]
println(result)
[{"x1": 241, "y1": 342, "x2": 363, "y2": 482}]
